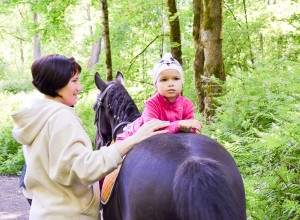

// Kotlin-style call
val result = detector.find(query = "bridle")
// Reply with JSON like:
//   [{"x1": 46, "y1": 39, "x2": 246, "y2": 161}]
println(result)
[{"x1": 94, "y1": 83, "x2": 130, "y2": 147}]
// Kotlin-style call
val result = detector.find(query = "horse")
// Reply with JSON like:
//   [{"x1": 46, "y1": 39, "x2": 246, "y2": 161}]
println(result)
[{"x1": 94, "y1": 71, "x2": 246, "y2": 220}]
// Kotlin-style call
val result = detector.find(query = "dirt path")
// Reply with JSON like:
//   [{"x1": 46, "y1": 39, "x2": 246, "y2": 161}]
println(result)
[{"x1": 0, "y1": 175, "x2": 30, "y2": 220}]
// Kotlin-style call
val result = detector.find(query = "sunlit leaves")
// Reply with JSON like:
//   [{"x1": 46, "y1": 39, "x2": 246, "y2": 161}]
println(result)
[{"x1": 205, "y1": 59, "x2": 300, "y2": 219}]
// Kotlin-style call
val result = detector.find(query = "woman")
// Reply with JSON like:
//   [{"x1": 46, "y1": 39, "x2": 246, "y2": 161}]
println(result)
[{"x1": 11, "y1": 54, "x2": 169, "y2": 219}]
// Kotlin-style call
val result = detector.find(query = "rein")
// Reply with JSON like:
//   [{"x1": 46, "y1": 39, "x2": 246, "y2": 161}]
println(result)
[{"x1": 112, "y1": 121, "x2": 130, "y2": 141}]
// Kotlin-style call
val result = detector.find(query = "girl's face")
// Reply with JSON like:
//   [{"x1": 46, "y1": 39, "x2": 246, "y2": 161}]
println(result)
[
  {"x1": 155, "y1": 69, "x2": 183, "y2": 102},
  {"x1": 56, "y1": 72, "x2": 83, "y2": 106}
]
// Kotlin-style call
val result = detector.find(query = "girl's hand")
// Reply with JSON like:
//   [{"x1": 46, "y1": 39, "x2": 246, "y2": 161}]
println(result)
[{"x1": 178, "y1": 119, "x2": 203, "y2": 133}]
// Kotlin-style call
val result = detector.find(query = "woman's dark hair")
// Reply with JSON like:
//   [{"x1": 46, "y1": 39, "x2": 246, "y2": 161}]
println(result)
[{"x1": 31, "y1": 54, "x2": 82, "y2": 97}]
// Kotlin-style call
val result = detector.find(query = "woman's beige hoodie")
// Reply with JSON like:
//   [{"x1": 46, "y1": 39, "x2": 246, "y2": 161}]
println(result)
[{"x1": 11, "y1": 98, "x2": 122, "y2": 219}]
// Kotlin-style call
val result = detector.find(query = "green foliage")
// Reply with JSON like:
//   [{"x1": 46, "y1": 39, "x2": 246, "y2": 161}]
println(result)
[
  {"x1": 223, "y1": 1, "x2": 300, "y2": 72},
  {"x1": 0, "y1": 81, "x2": 33, "y2": 94},
  {"x1": 0, "y1": 57, "x2": 33, "y2": 93},
  {"x1": 205, "y1": 59, "x2": 300, "y2": 219},
  {"x1": 75, "y1": 91, "x2": 97, "y2": 148},
  {"x1": 0, "y1": 148, "x2": 24, "y2": 174},
  {"x1": 0, "y1": 57, "x2": 9, "y2": 80},
  {"x1": 80, "y1": 70, "x2": 97, "y2": 95},
  {"x1": 0, "y1": 92, "x2": 28, "y2": 174}
]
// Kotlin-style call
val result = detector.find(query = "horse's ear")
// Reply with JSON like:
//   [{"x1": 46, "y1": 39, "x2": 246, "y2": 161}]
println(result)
[
  {"x1": 95, "y1": 72, "x2": 107, "y2": 92},
  {"x1": 116, "y1": 71, "x2": 125, "y2": 85}
]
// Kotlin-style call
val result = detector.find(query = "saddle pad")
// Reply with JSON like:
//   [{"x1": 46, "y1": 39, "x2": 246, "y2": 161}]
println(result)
[{"x1": 101, "y1": 164, "x2": 121, "y2": 205}]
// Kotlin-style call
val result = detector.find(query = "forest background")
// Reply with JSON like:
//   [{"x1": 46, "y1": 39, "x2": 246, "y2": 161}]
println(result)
[{"x1": 0, "y1": 0, "x2": 299, "y2": 219}]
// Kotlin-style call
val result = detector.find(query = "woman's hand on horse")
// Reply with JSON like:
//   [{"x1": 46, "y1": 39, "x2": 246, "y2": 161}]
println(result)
[
  {"x1": 114, "y1": 120, "x2": 169, "y2": 156},
  {"x1": 178, "y1": 119, "x2": 203, "y2": 133},
  {"x1": 134, "y1": 119, "x2": 170, "y2": 140}
]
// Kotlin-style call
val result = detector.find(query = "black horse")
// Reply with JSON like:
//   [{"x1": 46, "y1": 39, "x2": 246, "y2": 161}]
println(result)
[{"x1": 94, "y1": 71, "x2": 246, "y2": 220}]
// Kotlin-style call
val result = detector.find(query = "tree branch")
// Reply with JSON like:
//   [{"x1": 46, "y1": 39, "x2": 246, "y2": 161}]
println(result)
[{"x1": 125, "y1": 34, "x2": 165, "y2": 73}]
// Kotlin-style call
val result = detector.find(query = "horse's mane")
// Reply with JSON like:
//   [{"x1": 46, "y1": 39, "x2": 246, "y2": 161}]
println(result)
[{"x1": 106, "y1": 82, "x2": 141, "y2": 124}]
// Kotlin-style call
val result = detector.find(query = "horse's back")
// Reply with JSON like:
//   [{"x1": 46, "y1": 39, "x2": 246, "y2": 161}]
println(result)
[{"x1": 104, "y1": 133, "x2": 246, "y2": 220}]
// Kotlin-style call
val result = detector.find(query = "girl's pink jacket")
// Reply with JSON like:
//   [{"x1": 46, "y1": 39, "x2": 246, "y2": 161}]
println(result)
[{"x1": 116, "y1": 93, "x2": 195, "y2": 141}]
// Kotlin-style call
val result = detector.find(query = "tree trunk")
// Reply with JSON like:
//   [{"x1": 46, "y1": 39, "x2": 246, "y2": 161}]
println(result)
[
  {"x1": 20, "y1": 40, "x2": 24, "y2": 63},
  {"x1": 33, "y1": 13, "x2": 41, "y2": 60},
  {"x1": 161, "y1": 2, "x2": 167, "y2": 54},
  {"x1": 100, "y1": 0, "x2": 112, "y2": 81},
  {"x1": 86, "y1": 4, "x2": 93, "y2": 36},
  {"x1": 193, "y1": 0, "x2": 225, "y2": 121},
  {"x1": 243, "y1": 0, "x2": 254, "y2": 65},
  {"x1": 259, "y1": 32, "x2": 264, "y2": 58},
  {"x1": 88, "y1": 38, "x2": 102, "y2": 68},
  {"x1": 193, "y1": 0, "x2": 205, "y2": 112},
  {"x1": 167, "y1": 0, "x2": 182, "y2": 65},
  {"x1": 86, "y1": 3, "x2": 101, "y2": 69},
  {"x1": 193, "y1": 0, "x2": 200, "y2": 44}
]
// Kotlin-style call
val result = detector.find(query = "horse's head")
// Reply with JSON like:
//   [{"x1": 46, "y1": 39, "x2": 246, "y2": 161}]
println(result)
[{"x1": 94, "y1": 71, "x2": 140, "y2": 149}]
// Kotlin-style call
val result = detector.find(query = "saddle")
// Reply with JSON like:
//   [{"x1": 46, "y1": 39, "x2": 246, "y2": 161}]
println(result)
[
  {"x1": 101, "y1": 164, "x2": 121, "y2": 205},
  {"x1": 100, "y1": 122, "x2": 129, "y2": 205}
]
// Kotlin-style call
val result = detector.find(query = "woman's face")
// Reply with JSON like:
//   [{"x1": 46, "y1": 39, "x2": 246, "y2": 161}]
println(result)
[{"x1": 56, "y1": 72, "x2": 83, "y2": 106}]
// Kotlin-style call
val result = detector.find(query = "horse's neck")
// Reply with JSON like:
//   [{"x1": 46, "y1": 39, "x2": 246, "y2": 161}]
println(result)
[
  {"x1": 120, "y1": 99, "x2": 140, "y2": 123},
  {"x1": 128, "y1": 111, "x2": 141, "y2": 123}
]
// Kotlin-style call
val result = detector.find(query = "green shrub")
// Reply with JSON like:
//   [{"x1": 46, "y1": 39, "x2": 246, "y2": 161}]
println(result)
[
  {"x1": 0, "y1": 80, "x2": 34, "y2": 94},
  {"x1": 205, "y1": 59, "x2": 300, "y2": 219},
  {"x1": 75, "y1": 91, "x2": 97, "y2": 148},
  {"x1": 0, "y1": 147, "x2": 24, "y2": 174},
  {"x1": 0, "y1": 92, "x2": 31, "y2": 174}
]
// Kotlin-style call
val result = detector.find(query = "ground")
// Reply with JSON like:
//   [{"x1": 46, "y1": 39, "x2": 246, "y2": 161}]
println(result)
[{"x1": 0, "y1": 175, "x2": 29, "y2": 220}]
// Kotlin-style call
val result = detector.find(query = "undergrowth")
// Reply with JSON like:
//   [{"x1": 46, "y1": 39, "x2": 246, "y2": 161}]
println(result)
[{"x1": 205, "y1": 59, "x2": 300, "y2": 219}]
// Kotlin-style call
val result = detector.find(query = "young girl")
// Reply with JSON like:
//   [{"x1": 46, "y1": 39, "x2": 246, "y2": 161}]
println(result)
[{"x1": 116, "y1": 53, "x2": 202, "y2": 141}]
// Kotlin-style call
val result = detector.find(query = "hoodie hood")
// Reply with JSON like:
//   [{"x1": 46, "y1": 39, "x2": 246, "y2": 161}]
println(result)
[{"x1": 11, "y1": 98, "x2": 75, "y2": 146}]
